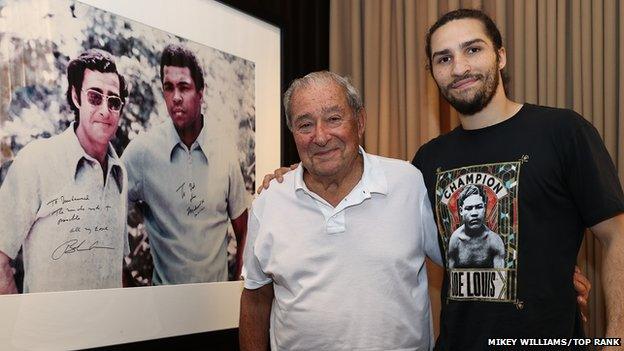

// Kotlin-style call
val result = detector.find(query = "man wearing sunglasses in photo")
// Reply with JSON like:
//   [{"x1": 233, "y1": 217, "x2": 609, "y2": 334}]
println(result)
[
  {"x1": 121, "y1": 44, "x2": 248, "y2": 285},
  {"x1": 0, "y1": 49, "x2": 130, "y2": 294}
]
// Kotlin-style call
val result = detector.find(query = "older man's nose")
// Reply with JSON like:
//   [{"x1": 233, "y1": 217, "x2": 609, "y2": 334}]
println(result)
[{"x1": 313, "y1": 122, "x2": 331, "y2": 145}]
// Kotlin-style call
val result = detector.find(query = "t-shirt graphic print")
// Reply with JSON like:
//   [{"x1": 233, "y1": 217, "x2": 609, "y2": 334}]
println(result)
[{"x1": 434, "y1": 156, "x2": 526, "y2": 305}]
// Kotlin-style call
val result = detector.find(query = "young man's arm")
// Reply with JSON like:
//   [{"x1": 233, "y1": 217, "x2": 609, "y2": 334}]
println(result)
[
  {"x1": 239, "y1": 283, "x2": 273, "y2": 351},
  {"x1": 589, "y1": 213, "x2": 624, "y2": 340},
  {"x1": 231, "y1": 209, "x2": 248, "y2": 279},
  {"x1": 0, "y1": 250, "x2": 17, "y2": 294}
]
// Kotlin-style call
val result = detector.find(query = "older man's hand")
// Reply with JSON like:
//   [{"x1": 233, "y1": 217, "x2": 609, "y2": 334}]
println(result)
[{"x1": 256, "y1": 164, "x2": 299, "y2": 194}]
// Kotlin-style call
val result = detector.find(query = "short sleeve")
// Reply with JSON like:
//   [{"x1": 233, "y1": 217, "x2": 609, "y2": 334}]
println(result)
[
  {"x1": 564, "y1": 118, "x2": 624, "y2": 227},
  {"x1": 121, "y1": 138, "x2": 144, "y2": 203},
  {"x1": 227, "y1": 156, "x2": 249, "y2": 220},
  {"x1": 417, "y1": 172, "x2": 443, "y2": 266},
  {"x1": 0, "y1": 152, "x2": 41, "y2": 258},
  {"x1": 411, "y1": 143, "x2": 428, "y2": 170},
  {"x1": 242, "y1": 207, "x2": 272, "y2": 289}
]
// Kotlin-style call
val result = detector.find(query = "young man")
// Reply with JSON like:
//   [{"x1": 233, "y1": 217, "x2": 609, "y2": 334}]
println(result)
[
  {"x1": 413, "y1": 9, "x2": 624, "y2": 349},
  {"x1": 122, "y1": 44, "x2": 248, "y2": 285},
  {"x1": 0, "y1": 49, "x2": 129, "y2": 293}
]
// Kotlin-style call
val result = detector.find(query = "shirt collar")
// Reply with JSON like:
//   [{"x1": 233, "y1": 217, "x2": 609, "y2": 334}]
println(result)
[
  {"x1": 294, "y1": 146, "x2": 388, "y2": 196},
  {"x1": 62, "y1": 122, "x2": 124, "y2": 193},
  {"x1": 106, "y1": 147, "x2": 124, "y2": 193},
  {"x1": 164, "y1": 115, "x2": 211, "y2": 162}
]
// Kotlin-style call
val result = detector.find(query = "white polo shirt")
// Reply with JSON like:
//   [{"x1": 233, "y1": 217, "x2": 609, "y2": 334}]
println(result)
[{"x1": 243, "y1": 148, "x2": 441, "y2": 351}]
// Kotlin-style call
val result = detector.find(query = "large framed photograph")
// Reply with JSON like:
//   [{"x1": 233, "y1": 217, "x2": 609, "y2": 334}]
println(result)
[{"x1": 0, "y1": 0, "x2": 280, "y2": 349}]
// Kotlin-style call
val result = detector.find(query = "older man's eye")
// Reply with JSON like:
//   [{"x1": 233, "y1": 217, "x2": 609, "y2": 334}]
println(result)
[
  {"x1": 328, "y1": 115, "x2": 342, "y2": 124},
  {"x1": 297, "y1": 122, "x2": 312, "y2": 130}
]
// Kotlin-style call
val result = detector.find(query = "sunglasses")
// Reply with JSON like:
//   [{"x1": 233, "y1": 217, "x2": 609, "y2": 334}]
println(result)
[{"x1": 83, "y1": 89, "x2": 124, "y2": 112}]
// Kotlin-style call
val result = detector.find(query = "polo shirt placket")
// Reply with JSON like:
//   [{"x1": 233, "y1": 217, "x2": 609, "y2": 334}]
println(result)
[
  {"x1": 122, "y1": 117, "x2": 248, "y2": 284},
  {"x1": 297, "y1": 180, "x2": 372, "y2": 235}
]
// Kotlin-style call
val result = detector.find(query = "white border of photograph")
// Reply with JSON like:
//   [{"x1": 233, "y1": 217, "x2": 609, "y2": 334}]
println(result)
[{"x1": 0, "y1": 0, "x2": 280, "y2": 349}]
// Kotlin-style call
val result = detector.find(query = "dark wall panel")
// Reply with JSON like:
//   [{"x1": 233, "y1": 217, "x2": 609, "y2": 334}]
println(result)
[{"x1": 220, "y1": 0, "x2": 330, "y2": 166}]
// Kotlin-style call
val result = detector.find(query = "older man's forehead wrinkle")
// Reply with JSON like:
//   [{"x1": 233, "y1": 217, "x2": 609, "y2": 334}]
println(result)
[
  {"x1": 295, "y1": 104, "x2": 342, "y2": 119},
  {"x1": 320, "y1": 105, "x2": 343, "y2": 114},
  {"x1": 293, "y1": 113, "x2": 312, "y2": 123}
]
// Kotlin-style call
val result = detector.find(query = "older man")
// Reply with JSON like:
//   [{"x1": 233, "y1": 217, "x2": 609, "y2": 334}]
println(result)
[
  {"x1": 122, "y1": 44, "x2": 248, "y2": 284},
  {"x1": 240, "y1": 71, "x2": 441, "y2": 350},
  {"x1": 0, "y1": 49, "x2": 129, "y2": 293}
]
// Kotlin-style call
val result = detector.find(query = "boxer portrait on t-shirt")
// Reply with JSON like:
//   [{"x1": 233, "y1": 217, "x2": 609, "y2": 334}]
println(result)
[{"x1": 448, "y1": 184, "x2": 505, "y2": 269}]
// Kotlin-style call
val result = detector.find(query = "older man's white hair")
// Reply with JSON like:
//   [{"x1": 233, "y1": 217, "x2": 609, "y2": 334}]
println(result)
[{"x1": 282, "y1": 71, "x2": 363, "y2": 131}]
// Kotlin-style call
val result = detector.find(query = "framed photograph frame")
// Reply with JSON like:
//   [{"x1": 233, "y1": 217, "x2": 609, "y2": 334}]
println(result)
[{"x1": 0, "y1": 0, "x2": 280, "y2": 349}]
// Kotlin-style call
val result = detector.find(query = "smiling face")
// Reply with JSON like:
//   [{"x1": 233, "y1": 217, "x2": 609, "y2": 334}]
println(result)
[
  {"x1": 289, "y1": 80, "x2": 365, "y2": 179},
  {"x1": 162, "y1": 65, "x2": 203, "y2": 132},
  {"x1": 429, "y1": 18, "x2": 505, "y2": 115},
  {"x1": 72, "y1": 69, "x2": 121, "y2": 149}
]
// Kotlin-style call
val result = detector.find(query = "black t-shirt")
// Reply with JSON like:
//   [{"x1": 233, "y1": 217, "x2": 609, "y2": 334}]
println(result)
[{"x1": 412, "y1": 104, "x2": 624, "y2": 350}]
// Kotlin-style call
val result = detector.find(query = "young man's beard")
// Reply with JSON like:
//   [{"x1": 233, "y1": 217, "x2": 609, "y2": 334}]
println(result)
[{"x1": 439, "y1": 62, "x2": 500, "y2": 116}]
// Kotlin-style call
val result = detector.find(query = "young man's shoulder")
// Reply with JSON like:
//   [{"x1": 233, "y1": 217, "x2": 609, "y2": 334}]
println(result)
[
  {"x1": 413, "y1": 104, "x2": 590, "y2": 157},
  {"x1": 523, "y1": 103, "x2": 586, "y2": 123},
  {"x1": 411, "y1": 130, "x2": 458, "y2": 171}
]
